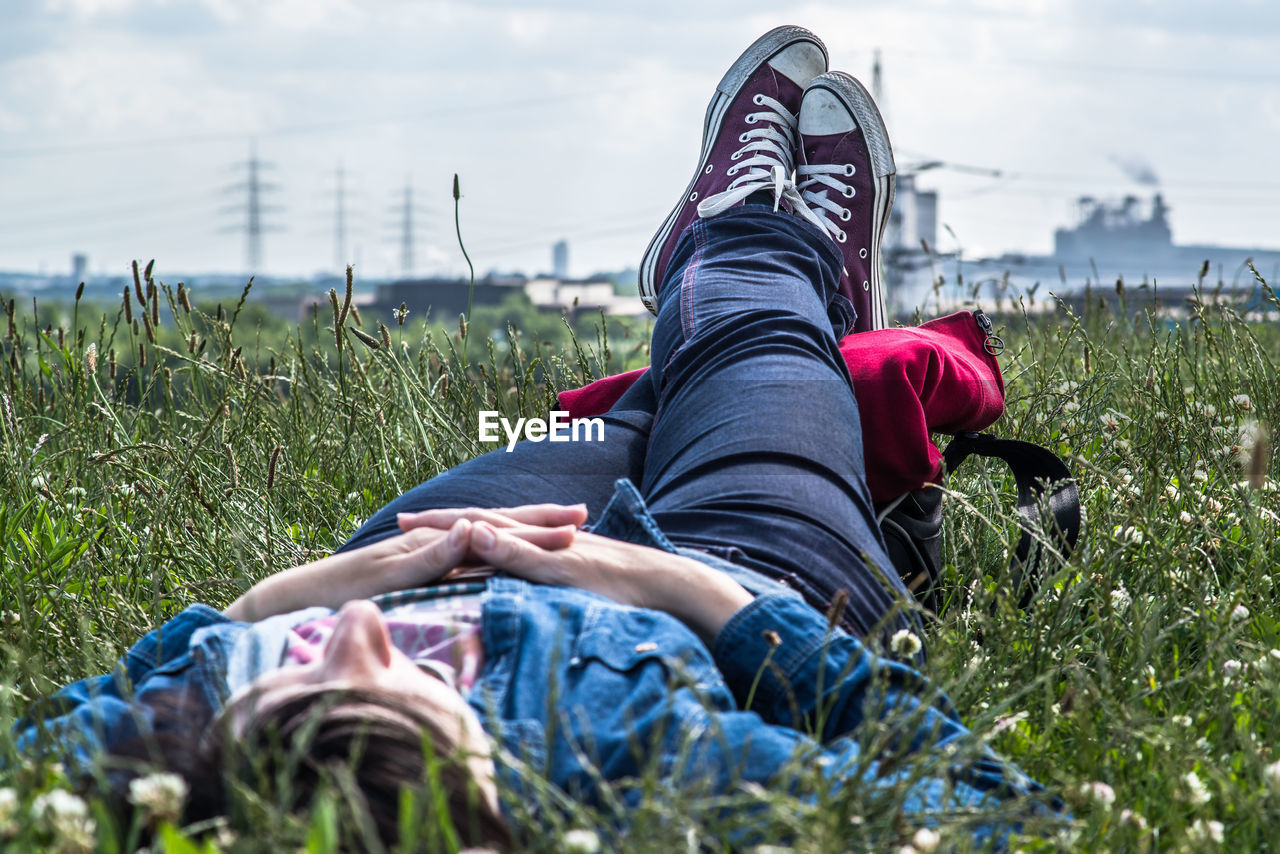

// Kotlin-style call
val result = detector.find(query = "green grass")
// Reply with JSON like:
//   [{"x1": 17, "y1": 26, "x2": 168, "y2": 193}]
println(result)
[{"x1": 1, "y1": 269, "x2": 1279, "y2": 852}]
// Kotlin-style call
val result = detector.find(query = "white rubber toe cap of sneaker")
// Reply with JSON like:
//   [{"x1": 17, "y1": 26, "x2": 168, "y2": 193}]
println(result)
[
  {"x1": 799, "y1": 88, "x2": 858, "y2": 135},
  {"x1": 768, "y1": 42, "x2": 828, "y2": 88}
]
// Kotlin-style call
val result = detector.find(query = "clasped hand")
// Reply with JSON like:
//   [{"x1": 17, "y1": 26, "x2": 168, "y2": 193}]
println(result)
[
  {"x1": 396, "y1": 504, "x2": 753, "y2": 644},
  {"x1": 227, "y1": 503, "x2": 751, "y2": 643}
]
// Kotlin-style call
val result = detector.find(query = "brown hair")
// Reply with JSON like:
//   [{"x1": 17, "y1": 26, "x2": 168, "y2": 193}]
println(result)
[{"x1": 109, "y1": 686, "x2": 511, "y2": 851}]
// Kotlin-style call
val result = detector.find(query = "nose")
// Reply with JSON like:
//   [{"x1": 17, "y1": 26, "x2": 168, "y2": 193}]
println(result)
[{"x1": 320, "y1": 600, "x2": 394, "y2": 681}]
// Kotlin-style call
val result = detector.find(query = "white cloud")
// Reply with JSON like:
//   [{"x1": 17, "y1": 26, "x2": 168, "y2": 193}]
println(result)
[
  {"x1": 43, "y1": 0, "x2": 153, "y2": 16},
  {"x1": 4, "y1": 43, "x2": 270, "y2": 134},
  {"x1": 2, "y1": 0, "x2": 1278, "y2": 277}
]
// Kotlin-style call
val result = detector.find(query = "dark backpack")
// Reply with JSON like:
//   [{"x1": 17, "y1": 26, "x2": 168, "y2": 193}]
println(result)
[{"x1": 878, "y1": 432, "x2": 1082, "y2": 614}]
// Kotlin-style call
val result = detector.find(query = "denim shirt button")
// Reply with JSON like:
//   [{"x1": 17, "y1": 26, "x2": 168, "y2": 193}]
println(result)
[{"x1": 634, "y1": 642, "x2": 658, "y2": 653}]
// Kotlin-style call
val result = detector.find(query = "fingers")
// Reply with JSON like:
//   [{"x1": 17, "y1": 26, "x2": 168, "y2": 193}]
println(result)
[
  {"x1": 400, "y1": 518, "x2": 574, "y2": 566},
  {"x1": 467, "y1": 520, "x2": 571, "y2": 584},
  {"x1": 394, "y1": 518, "x2": 474, "y2": 583},
  {"x1": 397, "y1": 503, "x2": 588, "y2": 532}
]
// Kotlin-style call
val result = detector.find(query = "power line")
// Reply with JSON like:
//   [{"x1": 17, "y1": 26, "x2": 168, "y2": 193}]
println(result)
[
  {"x1": 334, "y1": 160, "x2": 347, "y2": 274},
  {"x1": 388, "y1": 181, "x2": 429, "y2": 278},
  {"x1": 218, "y1": 141, "x2": 284, "y2": 274},
  {"x1": 0, "y1": 86, "x2": 636, "y2": 161},
  {"x1": 400, "y1": 183, "x2": 414, "y2": 277}
]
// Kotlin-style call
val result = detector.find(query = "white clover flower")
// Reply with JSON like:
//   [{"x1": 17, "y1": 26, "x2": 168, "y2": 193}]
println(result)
[
  {"x1": 1204, "y1": 496, "x2": 1224, "y2": 514},
  {"x1": 1179, "y1": 510, "x2": 1195, "y2": 525},
  {"x1": 992, "y1": 711, "x2": 1029, "y2": 736},
  {"x1": 1265, "y1": 760, "x2": 1280, "y2": 793},
  {"x1": 1110, "y1": 586, "x2": 1132, "y2": 612},
  {"x1": 910, "y1": 827, "x2": 940, "y2": 852},
  {"x1": 116, "y1": 483, "x2": 135, "y2": 497},
  {"x1": 1173, "y1": 715, "x2": 1193, "y2": 727},
  {"x1": 1165, "y1": 484, "x2": 1180, "y2": 501},
  {"x1": 1232, "y1": 394, "x2": 1252, "y2": 411},
  {"x1": 563, "y1": 828, "x2": 601, "y2": 853},
  {"x1": 30, "y1": 474, "x2": 48, "y2": 490},
  {"x1": 1119, "y1": 808, "x2": 1148, "y2": 830},
  {"x1": 32, "y1": 789, "x2": 88, "y2": 823},
  {"x1": 1184, "y1": 770, "x2": 1211, "y2": 805},
  {"x1": 1232, "y1": 604, "x2": 1250, "y2": 622},
  {"x1": 1063, "y1": 400, "x2": 1081, "y2": 414},
  {"x1": 1078, "y1": 781, "x2": 1116, "y2": 807},
  {"x1": 1117, "y1": 439, "x2": 1133, "y2": 454},
  {"x1": 1114, "y1": 525, "x2": 1144, "y2": 545},
  {"x1": 0, "y1": 787, "x2": 18, "y2": 836},
  {"x1": 1187, "y1": 818, "x2": 1224, "y2": 845},
  {"x1": 1101, "y1": 412, "x2": 1122, "y2": 433},
  {"x1": 1222, "y1": 659, "x2": 1243, "y2": 677},
  {"x1": 32, "y1": 789, "x2": 95, "y2": 851},
  {"x1": 1194, "y1": 468, "x2": 1209, "y2": 482},
  {"x1": 1055, "y1": 380, "x2": 1079, "y2": 395},
  {"x1": 128, "y1": 772, "x2": 187, "y2": 824},
  {"x1": 890, "y1": 629, "x2": 923, "y2": 658}
]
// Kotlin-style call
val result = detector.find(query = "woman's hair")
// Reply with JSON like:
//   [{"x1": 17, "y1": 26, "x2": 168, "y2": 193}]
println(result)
[{"x1": 108, "y1": 685, "x2": 511, "y2": 851}]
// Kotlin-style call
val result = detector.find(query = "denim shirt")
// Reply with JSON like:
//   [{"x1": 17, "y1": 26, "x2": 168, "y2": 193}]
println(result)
[{"x1": 14, "y1": 480, "x2": 1050, "y2": 844}]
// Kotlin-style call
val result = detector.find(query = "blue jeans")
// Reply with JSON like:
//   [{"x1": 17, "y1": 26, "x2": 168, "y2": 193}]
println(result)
[{"x1": 341, "y1": 206, "x2": 917, "y2": 641}]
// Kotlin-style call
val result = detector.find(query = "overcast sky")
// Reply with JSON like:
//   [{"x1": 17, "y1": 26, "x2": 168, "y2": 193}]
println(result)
[{"x1": 2, "y1": 0, "x2": 1278, "y2": 283}]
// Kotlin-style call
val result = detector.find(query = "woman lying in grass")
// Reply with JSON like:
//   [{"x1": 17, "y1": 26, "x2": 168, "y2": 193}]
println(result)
[{"x1": 17, "y1": 26, "x2": 1061, "y2": 850}]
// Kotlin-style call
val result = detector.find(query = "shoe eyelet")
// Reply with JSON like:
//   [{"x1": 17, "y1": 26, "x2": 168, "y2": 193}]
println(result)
[
  {"x1": 843, "y1": 185, "x2": 856, "y2": 198},
  {"x1": 859, "y1": 248, "x2": 868, "y2": 259},
  {"x1": 739, "y1": 132, "x2": 749, "y2": 143},
  {"x1": 844, "y1": 164, "x2": 856, "y2": 176},
  {"x1": 836, "y1": 231, "x2": 848, "y2": 244},
  {"x1": 745, "y1": 113, "x2": 758, "y2": 124},
  {"x1": 704, "y1": 164, "x2": 714, "y2": 174},
  {"x1": 862, "y1": 280, "x2": 870, "y2": 291},
  {"x1": 689, "y1": 191, "x2": 698, "y2": 201},
  {"x1": 730, "y1": 150, "x2": 743, "y2": 160},
  {"x1": 727, "y1": 165, "x2": 738, "y2": 175},
  {"x1": 752, "y1": 93, "x2": 764, "y2": 105},
  {"x1": 840, "y1": 208, "x2": 851, "y2": 222}
]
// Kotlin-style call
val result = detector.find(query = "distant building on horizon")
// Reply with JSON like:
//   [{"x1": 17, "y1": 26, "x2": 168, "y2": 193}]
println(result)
[
  {"x1": 552, "y1": 240, "x2": 569, "y2": 279},
  {"x1": 907, "y1": 191, "x2": 1280, "y2": 320}
]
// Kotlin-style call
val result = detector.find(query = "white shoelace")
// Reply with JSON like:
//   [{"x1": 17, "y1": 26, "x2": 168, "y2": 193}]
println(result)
[
  {"x1": 695, "y1": 94, "x2": 811, "y2": 220},
  {"x1": 795, "y1": 162, "x2": 858, "y2": 244}
]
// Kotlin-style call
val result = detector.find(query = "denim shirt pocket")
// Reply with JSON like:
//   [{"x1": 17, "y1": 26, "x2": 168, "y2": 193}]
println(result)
[{"x1": 572, "y1": 604, "x2": 731, "y2": 708}]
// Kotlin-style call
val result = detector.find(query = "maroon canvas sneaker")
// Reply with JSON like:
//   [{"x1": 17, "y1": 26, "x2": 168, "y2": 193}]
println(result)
[
  {"x1": 795, "y1": 71, "x2": 897, "y2": 332},
  {"x1": 637, "y1": 26, "x2": 828, "y2": 313}
]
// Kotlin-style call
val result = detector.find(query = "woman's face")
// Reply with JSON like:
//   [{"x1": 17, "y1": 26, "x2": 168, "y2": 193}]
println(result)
[{"x1": 228, "y1": 599, "x2": 497, "y2": 803}]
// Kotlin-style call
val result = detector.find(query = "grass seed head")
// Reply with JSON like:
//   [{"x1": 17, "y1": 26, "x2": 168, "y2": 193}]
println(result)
[{"x1": 131, "y1": 259, "x2": 145, "y2": 304}]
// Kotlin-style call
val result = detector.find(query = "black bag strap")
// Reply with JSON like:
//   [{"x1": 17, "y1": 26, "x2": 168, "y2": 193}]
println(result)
[{"x1": 942, "y1": 432, "x2": 1082, "y2": 608}]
